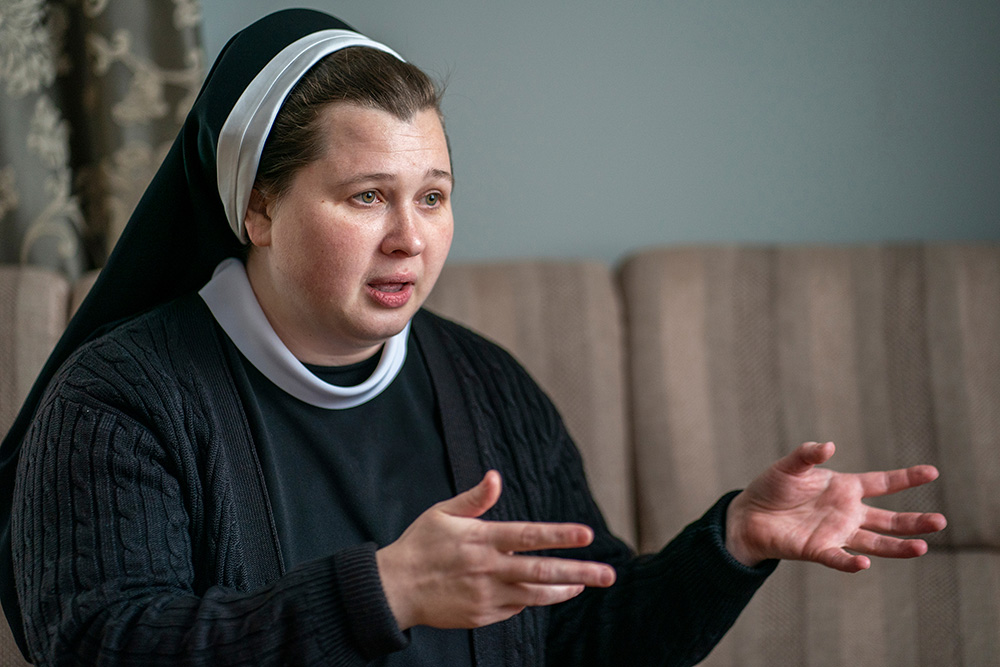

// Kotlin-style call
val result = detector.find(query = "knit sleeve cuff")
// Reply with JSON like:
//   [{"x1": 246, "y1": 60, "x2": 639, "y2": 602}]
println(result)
[
  {"x1": 332, "y1": 542, "x2": 410, "y2": 660},
  {"x1": 697, "y1": 490, "x2": 779, "y2": 592}
]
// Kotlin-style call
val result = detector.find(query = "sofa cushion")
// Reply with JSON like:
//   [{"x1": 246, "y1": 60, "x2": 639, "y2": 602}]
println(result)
[
  {"x1": 621, "y1": 244, "x2": 1000, "y2": 552},
  {"x1": 0, "y1": 266, "x2": 70, "y2": 438},
  {"x1": 425, "y1": 260, "x2": 634, "y2": 546},
  {"x1": 620, "y1": 244, "x2": 1000, "y2": 666}
]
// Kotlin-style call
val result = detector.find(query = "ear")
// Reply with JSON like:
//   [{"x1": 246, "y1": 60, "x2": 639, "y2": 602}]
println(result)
[{"x1": 244, "y1": 188, "x2": 273, "y2": 247}]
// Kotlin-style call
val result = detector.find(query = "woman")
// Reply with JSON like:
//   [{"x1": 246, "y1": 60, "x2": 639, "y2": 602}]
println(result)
[{"x1": 0, "y1": 9, "x2": 945, "y2": 665}]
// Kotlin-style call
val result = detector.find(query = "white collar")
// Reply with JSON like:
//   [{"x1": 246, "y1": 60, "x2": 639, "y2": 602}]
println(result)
[{"x1": 199, "y1": 258, "x2": 409, "y2": 409}]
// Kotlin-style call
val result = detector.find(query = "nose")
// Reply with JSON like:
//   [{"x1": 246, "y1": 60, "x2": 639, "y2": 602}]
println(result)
[{"x1": 380, "y1": 204, "x2": 425, "y2": 257}]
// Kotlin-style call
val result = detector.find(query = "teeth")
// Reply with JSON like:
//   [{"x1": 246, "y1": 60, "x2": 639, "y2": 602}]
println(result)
[{"x1": 376, "y1": 283, "x2": 404, "y2": 293}]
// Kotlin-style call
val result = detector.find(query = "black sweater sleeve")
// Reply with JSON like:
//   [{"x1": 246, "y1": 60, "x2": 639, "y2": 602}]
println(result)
[
  {"x1": 539, "y1": 398, "x2": 777, "y2": 667},
  {"x1": 12, "y1": 309, "x2": 408, "y2": 666}
]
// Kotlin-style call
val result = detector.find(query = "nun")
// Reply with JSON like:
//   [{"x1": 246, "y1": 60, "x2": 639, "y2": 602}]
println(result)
[{"x1": 0, "y1": 9, "x2": 946, "y2": 665}]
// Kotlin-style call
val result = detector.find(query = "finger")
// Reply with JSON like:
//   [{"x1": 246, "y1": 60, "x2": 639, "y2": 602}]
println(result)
[
  {"x1": 847, "y1": 529, "x2": 929, "y2": 559},
  {"x1": 495, "y1": 554, "x2": 617, "y2": 588},
  {"x1": 485, "y1": 521, "x2": 595, "y2": 553},
  {"x1": 438, "y1": 470, "x2": 503, "y2": 518},
  {"x1": 498, "y1": 583, "x2": 587, "y2": 611},
  {"x1": 862, "y1": 507, "x2": 948, "y2": 536},
  {"x1": 776, "y1": 441, "x2": 835, "y2": 475},
  {"x1": 857, "y1": 465, "x2": 940, "y2": 498},
  {"x1": 816, "y1": 546, "x2": 871, "y2": 573}
]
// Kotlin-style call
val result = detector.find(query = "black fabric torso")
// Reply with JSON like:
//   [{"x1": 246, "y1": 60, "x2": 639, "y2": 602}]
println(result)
[
  {"x1": 237, "y1": 338, "x2": 473, "y2": 666},
  {"x1": 10, "y1": 301, "x2": 774, "y2": 665}
]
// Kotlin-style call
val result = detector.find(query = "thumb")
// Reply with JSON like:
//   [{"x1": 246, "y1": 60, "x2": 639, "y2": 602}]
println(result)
[
  {"x1": 438, "y1": 470, "x2": 502, "y2": 518},
  {"x1": 779, "y1": 441, "x2": 835, "y2": 475}
]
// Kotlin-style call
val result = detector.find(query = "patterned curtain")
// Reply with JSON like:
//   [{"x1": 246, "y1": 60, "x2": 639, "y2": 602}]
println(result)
[{"x1": 0, "y1": 0, "x2": 203, "y2": 280}]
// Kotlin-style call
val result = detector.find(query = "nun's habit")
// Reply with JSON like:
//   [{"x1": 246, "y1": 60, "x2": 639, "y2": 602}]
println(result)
[{"x1": 0, "y1": 9, "x2": 774, "y2": 665}]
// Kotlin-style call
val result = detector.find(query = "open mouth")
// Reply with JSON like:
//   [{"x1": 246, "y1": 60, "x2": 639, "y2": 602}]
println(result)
[
  {"x1": 370, "y1": 282, "x2": 407, "y2": 293},
  {"x1": 366, "y1": 280, "x2": 415, "y2": 307}
]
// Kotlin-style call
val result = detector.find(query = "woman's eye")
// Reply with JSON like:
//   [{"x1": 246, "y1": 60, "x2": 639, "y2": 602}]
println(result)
[
  {"x1": 356, "y1": 191, "x2": 378, "y2": 204},
  {"x1": 424, "y1": 192, "x2": 441, "y2": 206}
]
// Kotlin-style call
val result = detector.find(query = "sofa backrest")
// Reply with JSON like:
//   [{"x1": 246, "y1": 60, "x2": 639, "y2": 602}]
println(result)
[
  {"x1": 425, "y1": 259, "x2": 635, "y2": 546},
  {"x1": 621, "y1": 244, "x2": 1000, "y2": 665},
  {"x1": 0, "y1": 267, "x2": 71, "y2": 439}
]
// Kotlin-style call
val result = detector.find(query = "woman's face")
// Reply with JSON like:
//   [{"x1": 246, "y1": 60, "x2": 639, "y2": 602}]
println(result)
[{"x1": 244, "y1": 102, "x2": 454, "y2": 365}]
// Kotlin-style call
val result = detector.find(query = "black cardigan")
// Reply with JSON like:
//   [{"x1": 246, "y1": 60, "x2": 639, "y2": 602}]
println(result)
[{"x1": 12, "y1": 295, "x2": 774, "y2": 666}]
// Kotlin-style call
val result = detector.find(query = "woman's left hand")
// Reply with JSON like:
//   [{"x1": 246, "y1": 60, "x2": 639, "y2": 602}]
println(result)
[{"x1": 725, "y1": 441, "x2": 948, "y2": 572}]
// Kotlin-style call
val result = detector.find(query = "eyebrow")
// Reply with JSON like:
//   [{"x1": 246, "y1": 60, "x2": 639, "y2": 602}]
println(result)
[{"x1": 338, "y1": 168, "x2": 455, "y2": 188}]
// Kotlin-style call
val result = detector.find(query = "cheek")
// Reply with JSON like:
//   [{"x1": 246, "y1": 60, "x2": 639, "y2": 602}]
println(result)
[
  {"x1": 288, "y1": 239, "x2": 360, "y2": 291},
  {"x1": 423, "y1": 221, "x2": 454, "y2": 285},
  {"x1": 432, "y1": 216, "x2": 454, "y2": 256},
  {"x1": 272, "y1": 209, "x2": 359, "y2": 275}
]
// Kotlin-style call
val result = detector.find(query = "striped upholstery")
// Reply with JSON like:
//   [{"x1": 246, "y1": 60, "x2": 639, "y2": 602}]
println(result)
[
  {"x1": 0, "y1": 266, "x2": 70, "y2": 450},
  {"x1": 692, "y1": 553, "x2": 1000, "y2": 666},
  {"x1": 621, "y1": 245, "x2": 1000, "y2": 665},
  {"x1": 425, "y1": 260, "x2": 635, "y2": 546},
  {"x1": 0, "y1": 266, "x2": 68, "y2": 667}
]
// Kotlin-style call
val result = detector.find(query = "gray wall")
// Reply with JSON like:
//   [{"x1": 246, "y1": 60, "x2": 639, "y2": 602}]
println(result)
[{"x1": 202, "y1": 1, "x2": 1000, "y2": 264}]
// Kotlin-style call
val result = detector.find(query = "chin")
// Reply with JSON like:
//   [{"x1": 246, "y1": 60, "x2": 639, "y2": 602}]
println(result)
[{"x1": 355, "y1": 312, "x2": 416, "y2": 345}]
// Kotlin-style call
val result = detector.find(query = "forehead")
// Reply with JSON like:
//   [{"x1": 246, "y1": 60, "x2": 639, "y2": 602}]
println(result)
[{"x1": 313, "y1": 102, "x2": 450, "y2": 171}]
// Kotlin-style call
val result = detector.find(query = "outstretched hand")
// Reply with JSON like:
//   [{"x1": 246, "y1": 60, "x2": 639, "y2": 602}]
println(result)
[
  {"x1": 725, "y1": 442, "x2": 947, "y2": 572},
  {"x1": 376, "y1": 471, "x2": 616, "y2": 630}
]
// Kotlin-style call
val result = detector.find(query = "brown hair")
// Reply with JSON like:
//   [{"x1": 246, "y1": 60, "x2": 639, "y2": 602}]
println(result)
[{"x1": 254, "y1": 46, "x2": 444, "y2": 202}]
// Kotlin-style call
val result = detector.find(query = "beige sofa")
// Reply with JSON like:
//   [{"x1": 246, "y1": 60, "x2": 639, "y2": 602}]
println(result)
[{"x1": 2, "y1": 243, "x2": 998, "y2": 666}]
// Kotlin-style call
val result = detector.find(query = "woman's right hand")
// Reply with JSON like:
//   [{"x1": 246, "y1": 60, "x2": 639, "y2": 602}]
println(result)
[{"x1": 375, "y1": 470, "x2": 617, "y2": 630}]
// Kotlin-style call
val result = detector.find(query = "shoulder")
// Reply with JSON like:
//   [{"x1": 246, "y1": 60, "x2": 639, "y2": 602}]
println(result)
[
  {"x1": 40, "y1": 295, "x2": 219, "y2": 415},
  {"x1": 413, "y1": 308, "x2": 561, "y2": 430},
  {"x1": 413, "y1": 308, "x2": 527, "y2": 376},
  {"x1": 68, "y1": 293, "x2": 212, "y2": 371}
]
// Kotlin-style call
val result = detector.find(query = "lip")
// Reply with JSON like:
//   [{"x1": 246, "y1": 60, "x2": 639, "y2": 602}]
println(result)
[{"x1": 366, "y1": 275, "x2": 416, "y2": 308}]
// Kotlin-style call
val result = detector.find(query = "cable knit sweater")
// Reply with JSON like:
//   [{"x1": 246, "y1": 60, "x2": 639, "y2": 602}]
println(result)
[{"x1": 12, "y1": 295, "x2": 775, "y2": 666}]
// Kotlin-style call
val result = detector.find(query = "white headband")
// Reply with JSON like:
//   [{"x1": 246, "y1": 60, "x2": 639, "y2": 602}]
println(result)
[{"x1": 217, "y1": 29, "x2": 404, "y2": 242}]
